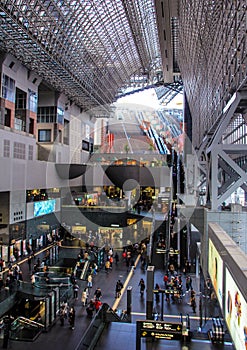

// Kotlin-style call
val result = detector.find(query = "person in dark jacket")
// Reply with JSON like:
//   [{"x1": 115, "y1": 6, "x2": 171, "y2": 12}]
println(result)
[
  {"x1": 86, "y1": 299, "x2": 95, "y2": 317},
  {"x1": 115, "y1": 280, "x2": 123, "y2": 298},
  {"x1": 139, "y1": 278, "x2": 145, "y2": 297},
  {"x1": 68, "y1": 306, "x2": 76, "y2": 329}
]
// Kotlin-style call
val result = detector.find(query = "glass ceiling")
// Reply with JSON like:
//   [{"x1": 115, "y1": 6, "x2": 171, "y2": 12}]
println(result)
[{"x1": 0, "y1": 0, "x2": 163, "y2": 112}]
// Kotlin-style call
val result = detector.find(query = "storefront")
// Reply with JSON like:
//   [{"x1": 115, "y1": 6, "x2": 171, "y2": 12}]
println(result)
[
  {"x1": 71, "y1": 225, "x2": 86, "y2": 235},
  {"x1": 98, "y1": 227, "x2": 123, "y2": 246}
]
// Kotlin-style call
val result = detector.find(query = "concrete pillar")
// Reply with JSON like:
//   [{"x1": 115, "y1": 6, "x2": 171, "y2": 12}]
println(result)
[
  {"x1": 127, "y1": 286, "x2": 132, "y2": 319},
  {"x1": 146, "y1": 265, "x2": 154, "y2": 320}
]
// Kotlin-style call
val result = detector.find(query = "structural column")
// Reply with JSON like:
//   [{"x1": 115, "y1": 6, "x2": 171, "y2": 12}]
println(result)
[{"x1": 146, "y1": 265, "x2": 154, "y2": 320}]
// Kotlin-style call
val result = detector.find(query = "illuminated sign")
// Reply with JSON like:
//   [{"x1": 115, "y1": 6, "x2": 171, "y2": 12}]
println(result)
[
  {"x1": 153, "y1": 289, "x2": 180, "y2": 295},
  {"x1": 225, "y1": 268, "x2": 247, "y2": 350},
  {"x1": 156, "y1": 248, "x2": 167, "y2": 254},
  {"x1": 208, "y1": 239, "x2": 223, "y2": 308},
  {"x1": 136, "y1": 320, "x2": 182, "y2": 341},
  {"x1": 169, "y1": 249, "x2": 180, "y2": 255},
  {"x1": 34, "y1": 200, "x2": 56, "y2": 217}
]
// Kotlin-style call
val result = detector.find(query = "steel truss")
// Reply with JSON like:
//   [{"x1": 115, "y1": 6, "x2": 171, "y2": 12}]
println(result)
[
  {"x1": 0, "y1": 0, "x2": 162, "y2": 111},
  {"x1": 178, "y1": 0, "x2": 247, "y2": 149},
  {"x1": 197, "y1": 91, "x2": 247, "y2": 210}
]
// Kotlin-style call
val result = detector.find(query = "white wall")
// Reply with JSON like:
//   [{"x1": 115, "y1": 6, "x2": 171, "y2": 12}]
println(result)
[
  {"x1": 0, "y1": 128, "x2": 37, "y2": 161},
  {"x1": 9, "y1": 190, "x2": 26, "y2": 224}
]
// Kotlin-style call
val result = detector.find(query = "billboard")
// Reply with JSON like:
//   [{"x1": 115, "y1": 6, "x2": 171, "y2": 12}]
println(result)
[
  {"x1": 225, "y1": 268, "x2": 247, "y2": 350},
  {"x1": 34, "y1": 199, "x2": 56, "y2": 217},
  {"x1": 208, "y1": 239, "x2": 223, "y2": 308}
]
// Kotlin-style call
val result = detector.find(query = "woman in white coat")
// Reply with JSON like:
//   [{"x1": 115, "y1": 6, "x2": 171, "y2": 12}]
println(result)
[{"x1": 81, "y1": 287, "x2": 89, "y2": 307}]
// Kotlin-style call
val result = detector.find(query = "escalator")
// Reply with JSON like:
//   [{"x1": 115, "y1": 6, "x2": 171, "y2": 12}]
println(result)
[{"x1": 10, "y1": 316, "x2": 44, "y2": 342}]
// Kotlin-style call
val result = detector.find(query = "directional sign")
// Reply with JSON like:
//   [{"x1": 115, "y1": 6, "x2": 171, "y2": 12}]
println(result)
[
  {"x1": 169, "y1": 249, "x2": 180, "y2": 255},
  {"x1": 136, "y1": 320, "x2": 182, "y2": 341},
  {"x1": 153, "y1": 289, "x2": 180, "y2": 295},
  {"x1": 156, "y1": 248, "x2": 167, "y2": 254}
]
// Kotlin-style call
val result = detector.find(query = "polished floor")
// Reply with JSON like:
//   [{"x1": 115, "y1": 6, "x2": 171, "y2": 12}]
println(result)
[{"x1": 3, "y1": 247, "x2": 235, "y2": 350}]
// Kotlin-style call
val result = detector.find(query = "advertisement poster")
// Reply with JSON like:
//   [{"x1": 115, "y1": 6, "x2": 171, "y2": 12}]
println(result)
[
  {"x1": 34, "y1": 199, "x2": 56, "y2": 217},
  {"x1": 208, "y1": 239, "x2": 223, "y2": 308},
  {"x1": 225, "y1": 268, "x2": 247, "y2": 350},
  {"x1": 2, "y1": 245, "x2": 8, "y2": 262},
  {"x1": 22, "y1": 240, "x2": 28, "y2": 255}
]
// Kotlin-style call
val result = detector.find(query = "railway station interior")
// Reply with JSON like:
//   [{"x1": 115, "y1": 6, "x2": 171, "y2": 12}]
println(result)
[{"x1": 0, "y1": 0, "x2": 246, "y2": 349}]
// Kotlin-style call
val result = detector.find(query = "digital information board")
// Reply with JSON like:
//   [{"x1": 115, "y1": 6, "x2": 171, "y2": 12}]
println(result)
[{"x1": 136, "y1": 320, "x2": 182, "y2": 349}]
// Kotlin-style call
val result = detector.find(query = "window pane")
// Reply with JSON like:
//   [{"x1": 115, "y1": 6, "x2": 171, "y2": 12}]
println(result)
[{"x1": 38, "y1": 129, "x2": 51, "y2": 142}]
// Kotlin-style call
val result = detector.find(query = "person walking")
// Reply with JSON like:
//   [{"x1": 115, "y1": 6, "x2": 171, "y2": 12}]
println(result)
[
  {"x1": 81, "y1": 287, "x2": 89, "y2": 307},
  {"x1": 163, "y1": 274, "x2": 169, "y2": 288},
  {"x1": 139, "y1": 278, "x2": 145, "y2": 297},
  {"x1": 27, "y1": 256, "x2": 32, "y2": 271},
  {"x1": 105, "y1": 259, "x2": 110, "y2": 274},
  {"x1": 73, "y1": 282, "x2": 79, "y2": 299},
  {"x1": 94, "y1": 298, "x2": 102, "y2": 312},
  {"x1": 154, "y1": 283, "x2": 160, "y2": 303},
  {"x1": 59, "y1": 304, "x2": 66, "y2": 326},
  {"x1": 109, "y1": 255, "x2": 113, "y2": 269},
  {"x1": 68, "y1": 306, "x2": 76, "y2": 330},
  {"x1": 86, "y1": 299, "x2": 95, "y2": 317},
  {"x1": 190, "y1": 295, "x2": 197, "y2": 313},
  {"x1": 31, "y1": 273, "x2": 35, "y2": 288},
  {"x1": 17, "y1": 270, "x2": 23, "y2": 286},
  {"x1": 94, "y1": 287, "x2": 102, "y2": 301},
  {"x1": 186, "y1": 275, "x2": 192, "y2": 292},
  {"x1": 87, "y1": 274, "x2": 93, "y2": 289},
  {"x1": 115, "y1": 279, "x2": 123, "y2": 298},
  {"x1": 70, "y1": 272, "x2": 76, "y2": 285}
]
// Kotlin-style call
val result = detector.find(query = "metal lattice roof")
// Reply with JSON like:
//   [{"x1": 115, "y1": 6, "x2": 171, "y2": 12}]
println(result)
[{"x1": 0, "y1": 0, "x2": 163, "y2": 111}]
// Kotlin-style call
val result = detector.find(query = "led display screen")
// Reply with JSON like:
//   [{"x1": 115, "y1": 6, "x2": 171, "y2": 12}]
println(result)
[
  {"x1": 34, "y1": 199, "x2": 56, "y2": 217},
  {"x1": 208, "y1": 239, "x2": 223, "y2": 308},
  {"x1": 225, "y1": 268, "x2": 247, "y2": 350}
]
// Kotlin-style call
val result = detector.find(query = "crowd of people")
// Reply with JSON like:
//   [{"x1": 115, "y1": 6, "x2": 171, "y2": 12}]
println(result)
[
  {"x1": 0, "y1": 235, "x2": 205, "y2": 338},
  {"x1": 0, "y1": 264, "x2": 24, "y2": 294},
  {"x1": 56, "y1": 245, "x2": 131, "y2": 326},
  {"x1": 59, "y1": 239, "x2": 200, "y2": 327},
  {"x1": 148, "y1": 270, "x2": 198, "y2": 314},
  {"x1": 58, "y1": 302, "x2": 76, "y2": 329}
]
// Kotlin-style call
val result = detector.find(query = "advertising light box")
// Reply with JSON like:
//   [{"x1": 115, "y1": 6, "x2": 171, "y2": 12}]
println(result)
[
  {"x1": 34, "y1": 199, "x2": 56, "y2": 217},
  {"x1": 225, "y1": 268, "x2": 247, "y2": 350},
  {"x1": 208, "y1": 239, "x2": 223, "y2": 308}
]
